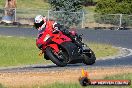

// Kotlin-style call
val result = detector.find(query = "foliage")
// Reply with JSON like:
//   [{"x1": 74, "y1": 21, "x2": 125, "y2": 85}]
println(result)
[
  {"x1": 48, "y1": 0, "x2": 83, "y2": 12},
  {"x1": 48, "y1": 0, "x2": 83, "y2": 27},
  {"x1": 94, "y1": 14, "x2": 120, "y2": 26},
  {"x1": 49, "y1": 11, "x2": 83, "y2": 27},
  {"x1": 82, "y1": 0, "x2": 97, "y2": 6},
  {"x1": 95, "y1": 0, "x2": 132, "y2": 14},
  {"x1": 95, "y1": 0, "x2": 132, "y2": 26},
  {"x1": 94, "y1": 14, "x2": 132, "y2": 27}
]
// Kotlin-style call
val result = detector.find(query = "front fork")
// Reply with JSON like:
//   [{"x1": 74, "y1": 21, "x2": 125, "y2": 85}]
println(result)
[{"x1": 77, "y1": 41, "x2": 90, "y2": 55}]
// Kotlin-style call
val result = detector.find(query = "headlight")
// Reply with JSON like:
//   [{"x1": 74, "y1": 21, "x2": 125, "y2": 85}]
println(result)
[{"x1": 43, "y1": 34, "x2": 50, "y2": 42}]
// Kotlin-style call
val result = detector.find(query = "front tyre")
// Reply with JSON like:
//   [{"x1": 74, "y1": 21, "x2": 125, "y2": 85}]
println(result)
[
  {"x1": 45, "y1": 47, "x2": 68, "y2": 67},
  {"x1": 83, "y1": 49, "x2": 96, "y2": 65}
]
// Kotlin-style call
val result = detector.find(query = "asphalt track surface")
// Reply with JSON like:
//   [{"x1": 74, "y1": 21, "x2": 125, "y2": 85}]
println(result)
[{"x1": 0, "y1": 27, "x2": 132, "y2": 72}]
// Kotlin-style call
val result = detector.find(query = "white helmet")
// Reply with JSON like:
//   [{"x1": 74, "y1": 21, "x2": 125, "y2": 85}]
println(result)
[{"x1": 34, "y1": 15, "x2": 46, "y2": 30}]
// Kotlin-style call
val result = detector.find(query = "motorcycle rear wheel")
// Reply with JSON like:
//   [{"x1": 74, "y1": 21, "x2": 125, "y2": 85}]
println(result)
[{"x1": 45, "y1": 47, "x2": 68, "y2": 67}]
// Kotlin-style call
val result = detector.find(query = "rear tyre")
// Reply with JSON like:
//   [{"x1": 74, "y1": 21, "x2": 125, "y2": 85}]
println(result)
[
  {"x1": 83, "y1": 49, "x2": 96, "y2": 65},
  {"x1": 45, "y1": 47, "x2": 68, "y2": 67}
]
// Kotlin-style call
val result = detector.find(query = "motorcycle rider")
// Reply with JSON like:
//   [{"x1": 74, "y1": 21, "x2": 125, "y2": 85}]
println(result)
[{"x1": 34, "y1": 15, "x2": 83, "y2": 50}]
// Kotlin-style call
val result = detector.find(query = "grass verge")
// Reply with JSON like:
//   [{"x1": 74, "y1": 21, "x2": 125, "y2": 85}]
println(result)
[
  {"x1": 0, "y1": 0, "x2": 50, "y2": 9},
  {"x1": 0, "y1": 36, "x2": 119, "y2": 67},
  {"x1": 89, "y1": 42, "x2": 119, "y2": 58},
  {"x1": 0, "y1": 84, "x2": 5, "y2": 88},
  {"x1": 0, "y1": 36, "x2": 45, "y2": 67},
  {"x1": 0, "y1": 67, "x2": 131, "y2": 88},
  {"x1": 42, "y1": 73, "x2": 132, "y2": 88}
]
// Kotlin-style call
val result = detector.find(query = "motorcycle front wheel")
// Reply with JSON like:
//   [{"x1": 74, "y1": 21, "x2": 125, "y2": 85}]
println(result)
[
  {"x1": 83, "y1": 49, "x2": 96, "y2": 65},
  {"x1": 45, "y1": 47, "x2": 68, "y2": 67}
]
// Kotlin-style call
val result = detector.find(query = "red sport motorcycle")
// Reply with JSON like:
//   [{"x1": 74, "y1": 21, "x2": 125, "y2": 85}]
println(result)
[{"x1": 36, "y1": 28, "x2": 96, "y2": 67}]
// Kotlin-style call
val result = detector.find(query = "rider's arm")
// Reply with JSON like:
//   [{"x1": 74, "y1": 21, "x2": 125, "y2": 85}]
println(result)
[{"x1": 52, "y1": 22, "x2": 70, "y2": 34}]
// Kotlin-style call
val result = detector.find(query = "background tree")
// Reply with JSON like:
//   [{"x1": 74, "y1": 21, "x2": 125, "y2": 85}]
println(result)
[
  {"x1": 48, "y1": 0, "x2": 84, "y2": 28},
  {"x1": 95, "y1": 0, "x2": 132, "y2": 14},
  {"x1": 48, "y1": 0, "x2": 83, "y2": 12},
  {"x1": 82, "y1": 0, "x2": 97, "y2": 6},
  {"x1": 94, "y1": 0, "x2": 132, "y2": 28},
  {"x1": 48, "y1": 0, "x2": 84, "y2": 27}
]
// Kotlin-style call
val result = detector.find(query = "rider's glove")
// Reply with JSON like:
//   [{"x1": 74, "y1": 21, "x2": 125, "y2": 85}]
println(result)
[
  {"x1": 53, "y1": 22, "x2": 61, "y2": 30},
  {"x1": 52, "y1": 27, "x2": 60, "y2": 34},
  {"x1": 52, "y1": 22, "x2": 61, "y2": 33}
]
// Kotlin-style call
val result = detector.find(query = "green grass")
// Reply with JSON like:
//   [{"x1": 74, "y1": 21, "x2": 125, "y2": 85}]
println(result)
[
  {"x1": 41, "y1": 82, "x2": 131, "y2": 88},
  {"x1": 0, "y1": 36, "x2": 47, "y2": 67},
  {"x1": 105, "y1": 73, "x2": 132, "y2": 80},
  {"x1": 0, "y1": 84, "x2": 5, "y2": 88},
  {"x1": 0, "y1": 0, "x2": 50, "y2": 9},
  {"x1": 0, "y1": 36, "x2": 119, "y2": 67},
  {"x1": 0, "y1": 0, "x2": 50, "y2": 18},
  {"x1": 0, "y1": 73, "x2": 131, "y2": 88},
  {"x1": 41, "y1": 73, "x2": 132, "y2": 88},
  {"x1": 89, "y1": 42, "x2": 119, "y2": 58}
]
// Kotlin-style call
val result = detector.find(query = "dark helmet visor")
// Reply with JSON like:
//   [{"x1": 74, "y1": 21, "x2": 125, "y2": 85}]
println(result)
[{"x1": 34, "y1": 20, "x2": 44, "y2": 29}]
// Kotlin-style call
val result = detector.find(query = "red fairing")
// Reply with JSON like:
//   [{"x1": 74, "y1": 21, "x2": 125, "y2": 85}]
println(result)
[
  {"x1": 51, "y1": 32, "x2": 71, "y2": 44},
  {"x1": 36, "y1": 21, "x2": 72, "y2": 53}
]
